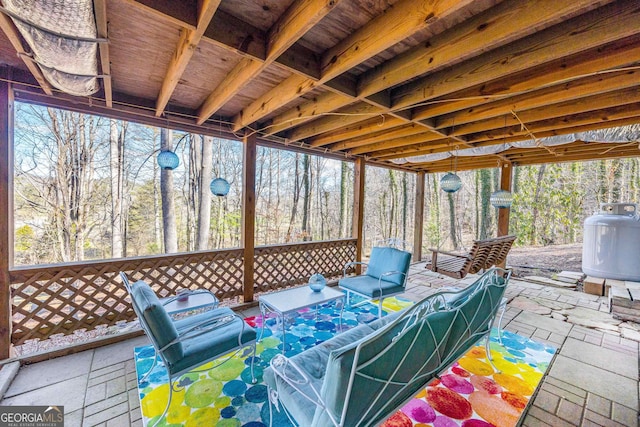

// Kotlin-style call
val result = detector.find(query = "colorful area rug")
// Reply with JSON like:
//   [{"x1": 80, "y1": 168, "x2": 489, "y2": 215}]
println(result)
[{"x1": 134, "y1": 297, "x2": 555, "y2": 427}]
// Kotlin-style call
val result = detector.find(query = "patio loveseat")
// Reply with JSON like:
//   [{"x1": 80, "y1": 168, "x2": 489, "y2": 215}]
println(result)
[{"x1": 264, "y1": 267, "x2": 510, "y2": 427}]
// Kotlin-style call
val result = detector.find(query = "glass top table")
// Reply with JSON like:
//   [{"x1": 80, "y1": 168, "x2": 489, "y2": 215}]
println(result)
[
  {"x1": 258, "y1": 285, "x2": 346, "y2": 353},
  {"x1": 161, "y1": 290, "x2": 219, "y2": 316}
]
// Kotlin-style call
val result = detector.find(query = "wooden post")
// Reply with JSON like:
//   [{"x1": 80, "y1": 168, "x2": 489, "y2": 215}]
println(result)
[
  {"x1": 497, "y1": 162, "x2": 513, "y2": 268},
  {"x1": 242, "y1": 132, "x2": 256, "y2": 303},
  {"x1": 0, "y1": 79, "x2": 12, "y2": 359},
  {"x1": 413, "y1": 172, "x2": 425, "y2": 262},
  {"x1": 352, "y1": 158, "x2": 366, "y2": 270}
]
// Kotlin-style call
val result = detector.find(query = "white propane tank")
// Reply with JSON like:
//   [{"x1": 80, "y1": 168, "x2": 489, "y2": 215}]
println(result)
[{"x1": 582, "y1": 203, "x2": 640, "y2": 281}]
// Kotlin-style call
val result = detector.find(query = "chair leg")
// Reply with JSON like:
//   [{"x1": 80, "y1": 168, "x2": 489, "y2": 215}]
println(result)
[
  {"x1": 139, "y1": 351, "x2": 158, "y2": 384},
  {"x1": 378, "y1": 297, "x2": 383, "y2": 318},
  {"x1": 497, "y1": 298, "x2": 507, "y2": 346},
  {"x1": 250, "y1": 342, "x2": 257, "y2": 384}
]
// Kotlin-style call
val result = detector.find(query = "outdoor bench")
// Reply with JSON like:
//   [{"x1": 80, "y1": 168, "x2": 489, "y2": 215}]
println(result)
[{"x1": 264, "y1": 267, "x2": 510, "y2": 427}]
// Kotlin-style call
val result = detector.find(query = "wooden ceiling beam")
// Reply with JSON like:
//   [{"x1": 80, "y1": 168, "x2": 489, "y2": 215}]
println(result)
[
  {"x1": 465, "y1": 103, "x2": 640, "y2": 145},
  {"x1": 349, "y1": 132, "x2": 445, "y2": 155},
  {"x1": 196, "y1": 0, "x2": 338, "y2": 124},
  {"x1": 155, "y1": 0, "x2": 221, "y2": 116},
  {"x1": 307, "y1": 116, "x2": 406, "y2": 147},
  {"x1": 393, "y1": 2, "x2": 640, "y2": 112},
  {"x1": 93, "y1": 0, "x2": 112, "y2": 107},
  {"x1": 376, "y1": 113, "x2": 640, "y2": 161},
  {"x1": 327, "y1": 124, "x2": 429, "y2": 151},
  {"x1": 451, "y1": 87, "x2": 640, "y2": 137},
  {"x1": 265, "y1": 0, "x2": 599, "y2": 138},
  {"x1": 435, "y1": 69, "x2": 640, "y2": 130},
  {"x1": 288, "y1": 103, "x2": 388, "y2": 142},
  {"x1": 231, "y1": 0, "x2": 478, "y2": 131},
  {"x1": 411, "y1": 35, "x2": 640, "y2": 122},
  {"x1": 0, "y1": 9, "x2": 52, "y2": 95}
]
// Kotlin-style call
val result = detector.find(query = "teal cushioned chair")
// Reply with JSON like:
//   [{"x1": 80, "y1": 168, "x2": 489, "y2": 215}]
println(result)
[
  {"x1": 120, "y1": 273, "x2": 257, "y2": 427},
  {"x1": 265, "y1": 267, "x2": 510, "y2": 427},
  {"x1": 338, "y1": 245, "x2": 412, "y2": 318}
]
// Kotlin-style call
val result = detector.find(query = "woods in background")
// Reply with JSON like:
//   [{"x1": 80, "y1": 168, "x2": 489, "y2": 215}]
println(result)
[{"x1": 12, "y1": 103, "x2": 640, "y2": 265}]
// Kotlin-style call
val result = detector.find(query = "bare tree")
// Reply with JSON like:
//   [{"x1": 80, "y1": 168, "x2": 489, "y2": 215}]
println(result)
[
  {"x1": 160, "y1": 128, "x2": 178, "y2": 253},
  {"x1": 197, "y1": 135, "x2": 213, "y2": 250},
  {"x1": 109, "y1": 119, "x2": 127, "y2": 258}
]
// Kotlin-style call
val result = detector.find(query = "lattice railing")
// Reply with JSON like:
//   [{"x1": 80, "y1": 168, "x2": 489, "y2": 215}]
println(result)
[
  {"x1": 254, "y1": 239, "x2": 357, "y2": 293},
  {"x1": 10, "y1": 249, "x2": 244, "y2": 345}
]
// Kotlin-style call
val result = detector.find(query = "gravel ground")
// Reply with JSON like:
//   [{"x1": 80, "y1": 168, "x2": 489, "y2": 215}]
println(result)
[{"x1": 507, "y1": 243, "x2": 583, "y2": 277}]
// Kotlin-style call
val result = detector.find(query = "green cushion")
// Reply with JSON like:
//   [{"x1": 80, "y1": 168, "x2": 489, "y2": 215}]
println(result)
[
  {"x1": 131, "y1": 281, "x2": 183, "y2": 364},
  {"x1": 366, "y1": 247, "x2": 411, "y2": 285},
  {"x1": 338, "y1": 275, "x2": 404, "y2": 298},
  {"x1": 170, "y1": 310, "x2": 256, "y2": 374}
]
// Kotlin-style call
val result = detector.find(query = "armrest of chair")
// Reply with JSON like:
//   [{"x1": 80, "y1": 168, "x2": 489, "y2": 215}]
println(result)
[
  {"x1": 159, "y1": 312, "x2": 244, "y2": 351},
  {"x1": 379, "y1": 270, "x2": 407, "y2": 289},
  {"x1": 269, "y1": 354, "x2": 329, "y2": 418},
  {"x1": 161, "y1": 289, "x2": 219, "y2": 307},
  {"x1": 343, "y1": 261, "x2": 368, "y2": 277},
  {"x1": 428, "y1": 248, "x2": 471, "y2": 259}
]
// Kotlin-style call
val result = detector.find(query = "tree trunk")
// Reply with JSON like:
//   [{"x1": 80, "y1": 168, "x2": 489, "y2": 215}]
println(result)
[
  {"x1": 479, "y1": 169, "x2": 492, "y2": 240},
  {"x1": 197, "y1": 135, "x2": 213, "y2": 250},
  {"x1": 447, "y1": 192, "x2": 458, "y2": 249},
  {"x1": 286, "y1": 153, "x2": 301, "y2": 241},
  {"x1": 160, "y1": 128, "x2": 178, "y2": 253},
  {"x1": 339, "y1": 162, "x2": 349, "y2": 237},
  {"x1": 301, "y1": 154, "x2": 311, "y2": 241},
  {"x1": 388, "y1": 170, "x2": 397, "y2": 238},
  {"x1": 109, "y1": 119, "x2": 124, "y2": 258},
  {"x1": 402, "y1": 172, "x2": 408, "y2": 243},
  {"x1": 530, "y1": 164, "x2": 547, "y2": 245}
]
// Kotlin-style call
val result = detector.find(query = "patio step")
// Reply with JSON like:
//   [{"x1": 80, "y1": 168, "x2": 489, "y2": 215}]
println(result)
[
  {"x1": 0, "y1": 361, "x2": 20, "y2": 400},
  {"x1": 610, "y1": 285, "x2": 640, "y2": 322},
  {"x1": 522, "y1": 276, "x2": 577, "y2": 289}
]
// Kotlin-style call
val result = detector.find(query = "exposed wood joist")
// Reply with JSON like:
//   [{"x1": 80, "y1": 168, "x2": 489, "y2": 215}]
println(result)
[
  {"x1": 308, "y1": 116, "x2": 408, "y2": 148},
  {"x1": 231, "y1": 0, "x2": 479, "y2": 131},
  {"x1": 377, "y1": 113, "x2": 640, "y2": 161},
  {"x1": 155, "y1": 0, "x2": 221, "y2": 116},
  {"x1": 265, "y1": 0, "x2": 603, "y2": 136},
  {"x1": 393, "y1": 2, "x2": 640, "y2": 112},
  {"x1": 93, "y1": 0, "x2": 112, "y2": 107},
  {"x1": 196, "y1": 0, "x2": 339, "y2": 124},
  {"x1": 328, "y1": 124, "x2": 429, "y2": 151},
  {"x1": 0, "y1": 9, "x2": 52, "y2": 95}
]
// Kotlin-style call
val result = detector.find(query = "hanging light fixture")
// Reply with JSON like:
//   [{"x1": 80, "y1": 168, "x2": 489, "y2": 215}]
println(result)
[
  {"x1": 440, "y1": 172, "x2": 462, "y2": 193},
  {"x1": 490, "y1": 189, "x2": 513, "y2": 208},
  {"x1": 440, "y1": 142, "x2": 461, "y2": 193},
  {"x1": 210, "y1": 177, "x2": 230, "y2": 197},
  {"x1": 157, "y1": 150, "x2": 179, "y2": 170}
]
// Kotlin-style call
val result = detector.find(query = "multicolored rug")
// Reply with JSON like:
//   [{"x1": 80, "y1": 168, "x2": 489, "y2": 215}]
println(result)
[{"x1": 134, "y1": 296, "x2": 555, "y2": 427}]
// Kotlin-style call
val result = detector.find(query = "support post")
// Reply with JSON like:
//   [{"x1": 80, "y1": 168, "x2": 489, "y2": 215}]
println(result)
[
  {"x1": 242, "y1": 132, "x2": 257, "y2": 303},
  {"x1": 0, "y1": 79, "x2": 12, "y2": 359},
  {"x1": 352, "y1": 158, "x2": 365, "y2": 271},
  {"x1": 497, "y1": 162, "x2": 513, "y2": 268},
  {"x1": 413, "y1": 172, "x2": 425, "y2": 262}
]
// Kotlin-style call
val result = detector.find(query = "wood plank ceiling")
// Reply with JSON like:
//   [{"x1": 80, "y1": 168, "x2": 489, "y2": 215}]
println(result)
[{"x1": 1, "y1": 0, "x2": 639, "y2": 173}]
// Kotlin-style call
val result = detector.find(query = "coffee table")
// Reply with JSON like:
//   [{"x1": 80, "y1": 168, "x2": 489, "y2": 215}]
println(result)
[
  {"x1": 162, "y1": 290, "x2": 219, "y2": 316},
  {"x1": 258, "y1": 286, "x2": 346, "y2": 354}
]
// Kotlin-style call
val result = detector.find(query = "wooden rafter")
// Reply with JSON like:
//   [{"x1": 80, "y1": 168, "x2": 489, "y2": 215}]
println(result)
[
  {"x1": 264, "y1": 0, "x2": 604, "y2": 137},
  {"x1": 93, "y1": 0, "x2": 112, "y2": 107},
  {"x1": 392, "y1": 2, "x2": 640, "y2": 112},
  {"x1": 0, "y1": 9, "x2": 52, "y2": 95},
  {"x1": 231, "y1": 0, "x2": 479, "y2": 131},
  {"x1": 196, "y1": 0, "x2": 339, "y2": 125},
  {"x1": 155, "y1": 0, "x2": 221, "y2": 116}
]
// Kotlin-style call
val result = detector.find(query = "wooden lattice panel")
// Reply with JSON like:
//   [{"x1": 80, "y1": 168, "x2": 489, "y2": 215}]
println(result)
[
  {"x1": 9, "y1": 248, "x2": 244, "y2": 345},
  {"x1": 254, "y1": 239, "x2": 357, "y2": 293}
]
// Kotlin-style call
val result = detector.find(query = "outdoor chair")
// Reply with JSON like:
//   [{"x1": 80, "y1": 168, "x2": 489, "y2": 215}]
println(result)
[
  {"x1": 338, "y1": 241, "x2": 412, "y2": 318},
  {"x1": 120, "y1": 273, "x2": 257, "y2": 427},
  {"x1": 427, "y1": 235, "x2": 516, "y2": 279}
]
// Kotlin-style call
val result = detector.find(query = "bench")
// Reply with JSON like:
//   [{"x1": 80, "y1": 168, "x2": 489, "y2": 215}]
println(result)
[
  {"x1": 264, "y1": 267, "x2": 510, "y2": 427},
  {"x1": 427, "y1": 235, "x2": 516, "y2": 279}
]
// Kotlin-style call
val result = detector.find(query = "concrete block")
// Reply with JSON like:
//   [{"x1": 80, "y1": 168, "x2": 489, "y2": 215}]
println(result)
[
  {"x1": 0, "y1": 361, "x2": 20, "y2": 400},
  {"x1": 584, "y1": 276, "x2": 605, "y2": 296}
]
